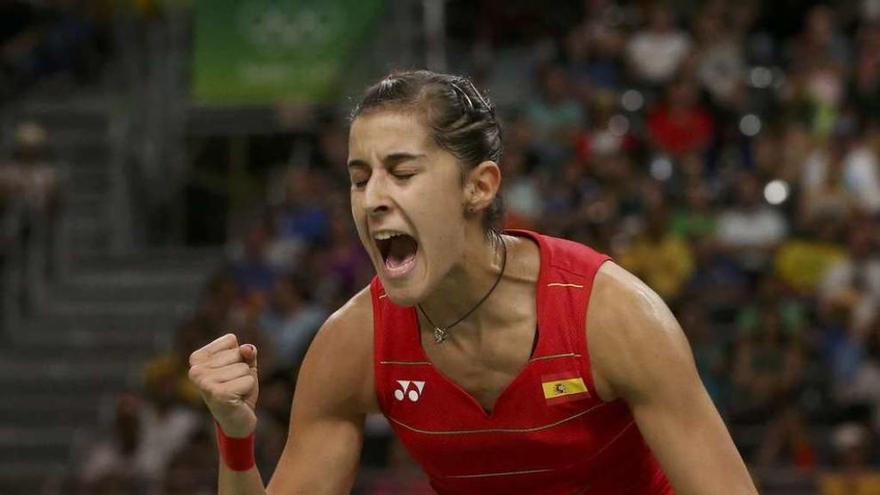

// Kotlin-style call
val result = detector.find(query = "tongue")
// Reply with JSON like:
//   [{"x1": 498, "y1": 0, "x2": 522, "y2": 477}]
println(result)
[{"x1": 385, "y1": 235, "x2": 418, "y2": 269}]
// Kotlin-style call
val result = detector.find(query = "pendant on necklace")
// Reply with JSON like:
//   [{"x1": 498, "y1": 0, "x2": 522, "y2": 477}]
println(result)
[{"x1": 432, "y1": 327, "x2": 448, "y2": 344}]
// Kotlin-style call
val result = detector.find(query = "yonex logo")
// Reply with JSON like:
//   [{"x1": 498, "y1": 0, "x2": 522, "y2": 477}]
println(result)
[{"x1": 394, "y1": 380, "x2": 426, "y2": 402}]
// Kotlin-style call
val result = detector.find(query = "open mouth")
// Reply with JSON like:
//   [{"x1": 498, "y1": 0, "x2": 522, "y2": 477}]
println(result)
[{"x1": 374, "y1": 232, "x2": 419, "y2": 276}]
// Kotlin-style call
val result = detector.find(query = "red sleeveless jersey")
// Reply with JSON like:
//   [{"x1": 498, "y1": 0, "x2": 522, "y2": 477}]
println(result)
[{"x1": 371, "y1": 230, "x2": 673, "y2": 494}]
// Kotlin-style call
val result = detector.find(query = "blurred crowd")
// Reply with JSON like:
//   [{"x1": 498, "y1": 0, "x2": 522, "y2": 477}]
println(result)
[
  {"x1": 0, "y1": 0, "x2": 111, "y2": 102},
  {"x1": 69, "y1": 1, "x2": 880, "y2": 493}
]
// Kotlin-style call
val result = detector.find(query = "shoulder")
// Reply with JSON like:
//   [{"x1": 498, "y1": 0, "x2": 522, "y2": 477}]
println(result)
[
  {"x1": 318, "y1": 285, "x2": 374, "y2": 342},
  {"x1": 587, "y1": 262, "x2": 696, "y2": 404},
  {"x1": 528, "y1": 231, "x2": 608, "y2": 271},
  {"x1": 298, "y1": 285, "x2": 378, "y2": 413}
]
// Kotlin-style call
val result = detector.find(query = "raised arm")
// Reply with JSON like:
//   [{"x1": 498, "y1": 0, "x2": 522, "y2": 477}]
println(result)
[
  {"x1": 587, "y1": 262, "x2": 757, "y2": 495},
  {"x1": 188, "y1": 289, "x2": 376, "y2": 495},
  {"x1": 267, "y1": 292, "x2": 376, "y2": 494}
]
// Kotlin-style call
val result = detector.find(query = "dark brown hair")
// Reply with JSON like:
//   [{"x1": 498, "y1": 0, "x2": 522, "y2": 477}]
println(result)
[{"x1": 351, "y1": 70, "x2": 505, "y2": 232}]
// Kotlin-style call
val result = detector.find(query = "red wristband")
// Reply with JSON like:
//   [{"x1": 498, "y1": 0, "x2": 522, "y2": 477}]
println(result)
[{"x1": 214, "y1": 422, "x2": 255, "y2": 471}]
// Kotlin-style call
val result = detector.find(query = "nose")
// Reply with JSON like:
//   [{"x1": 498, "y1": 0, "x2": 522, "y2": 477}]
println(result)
[{"x1": 363, "y1": 173, "x2": 391, "y2": 216}]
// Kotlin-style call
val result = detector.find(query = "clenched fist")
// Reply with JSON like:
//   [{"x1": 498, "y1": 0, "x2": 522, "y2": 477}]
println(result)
[{"x1": 188, "y1": 333, "x2": 259, "y2": 438}]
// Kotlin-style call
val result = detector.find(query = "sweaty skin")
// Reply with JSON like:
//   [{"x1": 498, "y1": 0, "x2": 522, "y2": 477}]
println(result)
[
  {"x1": 190, "y1": 110, "x2": 758, "y2": 495},
  {"x1": 346, "y1": 111, "x2": 504, "y2": 311},
  {"x1": 588, "y1": 263, "x2": 758, "y2": 495}
]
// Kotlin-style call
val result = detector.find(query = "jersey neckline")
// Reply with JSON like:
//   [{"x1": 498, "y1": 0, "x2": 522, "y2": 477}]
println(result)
[{"x1": 406, "y1": 229, "x2": 552, "y2": 418}]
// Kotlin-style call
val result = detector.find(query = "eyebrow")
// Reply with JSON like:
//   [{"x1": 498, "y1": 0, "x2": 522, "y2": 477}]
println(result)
[{"x1": 347, "y1": 152, "x2": 425, "y2": 170}]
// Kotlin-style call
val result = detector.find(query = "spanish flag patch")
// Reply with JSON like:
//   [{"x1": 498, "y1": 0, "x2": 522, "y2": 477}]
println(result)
[{"x1": 542, "y1": 374, "x2": 589, "y2": 405}]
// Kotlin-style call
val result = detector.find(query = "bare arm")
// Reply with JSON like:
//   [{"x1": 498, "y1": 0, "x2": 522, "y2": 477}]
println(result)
[
  {"x1": 266, "y1": 290, "x2": 376, "y2": 494},
  {"x1": 190, "y1": 289, "x2": 375, "y2": 495},
  {"x1": 588, "y1": 263, "x2": 757, "y2": 495},
  {"x1": 189, "y1": 333, "x2": 266, "y2": 495}
]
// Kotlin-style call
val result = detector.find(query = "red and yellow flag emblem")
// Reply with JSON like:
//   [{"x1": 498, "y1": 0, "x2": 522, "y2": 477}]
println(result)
[{"x1": 542, "y1": 374, "x2": 589, "y2": 405}]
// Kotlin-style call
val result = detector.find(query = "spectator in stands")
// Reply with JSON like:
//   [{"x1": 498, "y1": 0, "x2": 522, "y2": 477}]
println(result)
[
  {"x1": 647, "y1": 77, "x2": 715, "y2": 159},
  {"x1": 801, "y1": 132, "x2": 880, "y2": 221},
  {"x1": 842, "y1": 128, "x2": 880, "y2": 215},
  {"x1": 524, "y1": 64, "x2": 584, "y2": 165},
  {"x1": 805, "y1": 57, "x2": 848, "y2": 138},
  {"x1": 780, "y1": 124, "x2": 818, "y2": 187},
  {"x1": 774, "y1": 216, "x2": 846, "y2": 295},
  {"x1": 731, "y1": 310, "x2": 805, "y2": 420},
  {"x1": 161, "y1": 427, "x2": 217, "y2": 495},
  {"x1": 574, "y1": 90, "x2": 637, "y2": 162},
  {"x1": 677, "y1": 301, "x2": 729, "y2": 408},
  {"x1": 77, "y1": 394, "x2": 150, "y2": 492},
  {"x1": 193, "y1": 271, "x2": 238, "y2": 332},
  {"x1": 311, "y1": 203, "x2": 372, "y2": 306},
  {"x1": 142, "y1": 318, "x2": 211, "y2": 407},
  {"x1": 799, "y1": 138, "x2": 854, "y2": 227},
  {"x1": 691, "y1": 3, "x2": 747, "y2": 109},
  {"x1": 715, "y1": 171, "x2": 788, "y2": 275},
  {"x1": 625, "y1": 4, "x2": 691, "y2": 86},
  {"x1": 10, "y1": 121, "x2": 60, "y2": 215},
  {"x1": 254, "y1": 370, "x2": 295, "y2": 475},
  {"x1": 501, "y1": 145, "x2": 543, "y2": 230},
  {"x1": 755, "y1": 406, "x2": 818, "y2": 472},
  {"x1": 837, "y1": 318, "x2": 880, "y2": 432},
  {"x1": 617, "y1": 206, "x2": 695, "y2": 302},
  {"x1": 790, "y1": 5, "x2": 852, "y2": 71},
  {"x1": 312, "y1": 113, "x2": 351, "y2": 176},
  {"x1": 850, "y1": 23, "x2": 880, "y2": 124},
  {"x1": 670, "y1": 179, "x2": 716, "y2": 243},
  {"x1": 79, "y1": 371, "x2": 200, "y2": 491},
  {"x1": 275, "y1": 167, "x2": 330, "y2": 247},
  {"x1": 819, "y1": 218, "x2": 880, "y2": 336},
  {"x1": 259, "y1": 274, "x2": 326, "y2": 373},
  {"x1": 564, "y1": 13, "x2": 625, "y2": 93},
  {"x1": 819, "y1": 422, "x2": 880, "y2": 494},
  {"x1": 137, "y1": 363, "x2": 201, "y2": 482},
  {"x1": 736, "y1": 277, "x2": 807, "y2": 348},
  {"x1": 2, "y1": 121, "x2": 61, "y2": 313},
  {"x1": 230, "y1": 223, "x2": 278, "y2": 312}
]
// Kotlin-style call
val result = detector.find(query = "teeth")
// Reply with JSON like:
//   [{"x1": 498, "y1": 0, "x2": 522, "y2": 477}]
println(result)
[{"x1": 373, "y1": 231, "x2": 406, "y2": 240}]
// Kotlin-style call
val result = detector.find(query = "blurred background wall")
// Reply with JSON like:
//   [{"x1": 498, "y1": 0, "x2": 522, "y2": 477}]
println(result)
[{"x1": 2, "y1": 0, "x2": 880, "y2": 493}]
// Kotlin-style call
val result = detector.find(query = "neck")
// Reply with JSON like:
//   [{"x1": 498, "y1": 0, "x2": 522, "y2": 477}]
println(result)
[{"x1": 417, "y1": 230, "x2": 506, "y2": 334}]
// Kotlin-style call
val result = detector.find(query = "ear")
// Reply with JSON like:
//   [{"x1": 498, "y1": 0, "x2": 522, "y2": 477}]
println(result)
[{"x1": 465, "y1": 161, "x2": 501, "y2": 212}]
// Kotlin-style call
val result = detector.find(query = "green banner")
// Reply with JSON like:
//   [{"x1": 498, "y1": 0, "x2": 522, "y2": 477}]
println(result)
[{"x1": 192, "y1": 0, "x2": 385, "y2": 105}]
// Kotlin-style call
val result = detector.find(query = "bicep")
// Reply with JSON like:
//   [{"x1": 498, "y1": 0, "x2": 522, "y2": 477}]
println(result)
[
  {"x1": 590, "y1": 264, "x2": 756, "y2": 494},
  {"x1": 627, "y1": 334, "x2": 750, "y2": 494},
  {"x1": 267, "y1": 391, "x2": 364, "y2": 495},
  {"x1": 267, "y1": 310, "x2": 372, "y2": 495}
]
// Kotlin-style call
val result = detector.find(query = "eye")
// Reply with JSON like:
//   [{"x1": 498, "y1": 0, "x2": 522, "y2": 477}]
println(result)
[
  {"x1": 393, "y1": 172, "x2": 416, "y2": 181},
  {"x1": 350, "y1": 173, "x2": 369, "y2": 188}
]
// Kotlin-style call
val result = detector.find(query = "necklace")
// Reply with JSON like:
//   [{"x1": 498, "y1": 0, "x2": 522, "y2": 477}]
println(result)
[{"x1": 418, "y1": 234, "x2": 507, "y2": 344}]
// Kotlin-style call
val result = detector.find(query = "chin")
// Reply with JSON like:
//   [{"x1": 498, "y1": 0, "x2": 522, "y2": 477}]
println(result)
[
  {"x1": 380, "y1": 283, "x2": 424, "y2": 308},
  {"x1": 373, "y1": 253, "x2": 433, "y2": 307},
  {"x1": 377, "y1": 266, "x2": 432, "y2": 307}
]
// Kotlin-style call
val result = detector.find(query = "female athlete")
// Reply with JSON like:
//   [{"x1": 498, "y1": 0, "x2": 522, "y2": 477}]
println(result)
[{"x1": 188, "y1": 70, "x2": 758, "y2": 494}]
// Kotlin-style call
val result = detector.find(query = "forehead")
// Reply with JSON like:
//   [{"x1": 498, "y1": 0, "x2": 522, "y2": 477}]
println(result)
[{"x1": 348, "y1": 111, "x2": 435, "y2": 157}]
